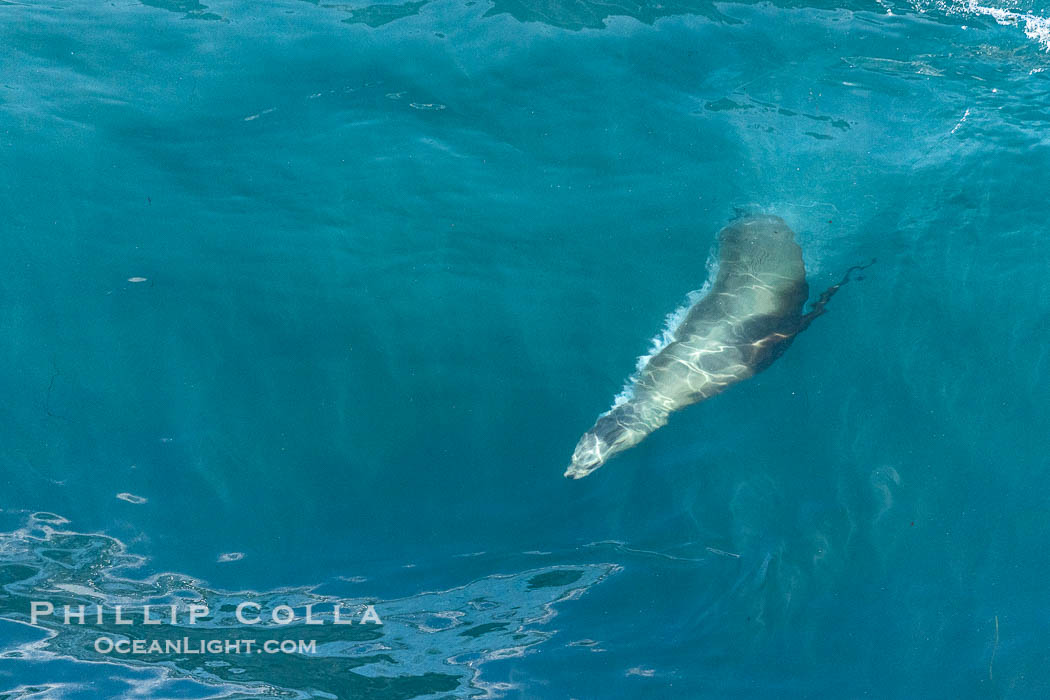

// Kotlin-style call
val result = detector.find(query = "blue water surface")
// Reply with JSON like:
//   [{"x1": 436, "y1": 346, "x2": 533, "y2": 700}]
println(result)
[{"x1": 1, "y1": 0, "x2": 1049, "y2": 696}]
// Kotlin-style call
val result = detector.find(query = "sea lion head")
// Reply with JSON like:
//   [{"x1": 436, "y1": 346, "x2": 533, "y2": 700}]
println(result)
[
  {"x1": 565, "y1": 431, "x2": 609, "y2": 479},
  {"x1": 565, "y1": 407, "x2": 648, "y2": 479}
]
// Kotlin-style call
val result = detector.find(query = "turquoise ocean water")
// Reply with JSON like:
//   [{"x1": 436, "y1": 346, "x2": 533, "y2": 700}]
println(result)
[{"x1": 2, "y1": 0, "x2": 1049, "y2": 696}]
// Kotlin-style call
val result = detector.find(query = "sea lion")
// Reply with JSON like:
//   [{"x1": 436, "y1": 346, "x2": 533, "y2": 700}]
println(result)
[{"x1": 565, "y1": 214, "x2": 870, "y2": 479}]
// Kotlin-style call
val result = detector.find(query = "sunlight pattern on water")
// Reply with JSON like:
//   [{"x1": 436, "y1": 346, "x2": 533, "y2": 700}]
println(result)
[{"x1": 0, "y1": 514, "x2": 617, "y2": 697}]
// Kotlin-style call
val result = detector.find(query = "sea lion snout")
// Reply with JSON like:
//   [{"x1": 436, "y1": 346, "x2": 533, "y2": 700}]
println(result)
[
  {"x1": 565, "y1": 431, "x2": 607, "y2": 479},
  {"x1": 565, "y1": 408, "x2": 650, "y2": 479}
]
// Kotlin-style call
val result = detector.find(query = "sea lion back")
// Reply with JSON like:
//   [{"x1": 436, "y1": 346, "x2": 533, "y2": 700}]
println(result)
[{"x1": 681, "y1": 215, "x2": 807, "y2": 333}]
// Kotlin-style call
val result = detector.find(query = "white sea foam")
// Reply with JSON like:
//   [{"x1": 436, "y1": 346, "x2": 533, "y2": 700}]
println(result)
[
  {"x1": 626, "y1": 666, "x2": 656, "y2": 677},
  {"x1": 950, "y1": 107, "x2": 972, "y2": 134},
  {"x1": 1021, "y1": 13, "x2": 1050, "y2": 48},
  {"x1": 931, "y1": 0, "x2": 1050, "y2": 51},
  {"x1": 610, "y1": 252, "x2": 720, "y2": 411},
  {"x1": 242, "y1": 107, "x2": 276, "y2": 122}
]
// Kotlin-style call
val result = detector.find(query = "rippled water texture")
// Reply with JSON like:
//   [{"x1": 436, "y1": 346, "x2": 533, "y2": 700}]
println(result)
[{"x1": 1, "y1": 0, "x2": 1049, "y2": 696}]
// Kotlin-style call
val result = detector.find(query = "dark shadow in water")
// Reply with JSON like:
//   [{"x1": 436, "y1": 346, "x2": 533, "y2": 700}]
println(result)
[
  {"x1": 482, "y1": 0, "x2": 744, "y2": 29},
  {"x1": 297, "y1": 0, "x2": 909, "y2": 31},
  {"x1": 341, "y1": 0, "x2": 430, "y2": 26},
  {"x1": 0, "y1": 513, "x2": 618, "y2": 699},
  {"x1": 310, "y1": 0, "x2": 743, "y2": 29},
  {"x1": 295, "y1": 0, "x2": 430, "y2": 27},
  {"x1": 140, "y1": 0, "x2": 222, "y2": 21}
]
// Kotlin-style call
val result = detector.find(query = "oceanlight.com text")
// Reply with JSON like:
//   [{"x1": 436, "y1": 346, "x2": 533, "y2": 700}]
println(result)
[{"x1": 94, "y1": 637, "x2": 318, "y2": 655}]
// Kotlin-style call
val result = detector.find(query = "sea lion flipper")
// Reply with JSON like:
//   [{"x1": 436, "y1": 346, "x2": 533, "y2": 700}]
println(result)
[{"x1": 798, "y1": 258, "x2": 876, "y2": 332}]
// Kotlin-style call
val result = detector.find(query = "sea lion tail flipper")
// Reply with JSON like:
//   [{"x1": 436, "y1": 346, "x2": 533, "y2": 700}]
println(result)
[{"x1": 798, "y1": 258, "x2": 876, "y2": 332}]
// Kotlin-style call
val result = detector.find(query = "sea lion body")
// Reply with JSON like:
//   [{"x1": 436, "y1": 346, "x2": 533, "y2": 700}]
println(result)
[{"x1": 565, "y1": 215, "x2": 817, "y2": 479}]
